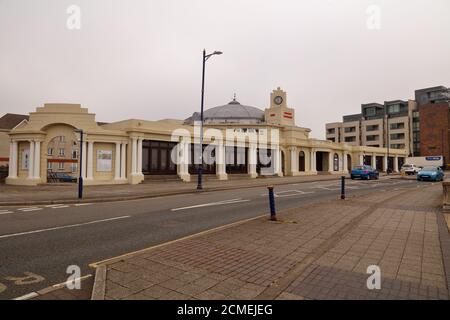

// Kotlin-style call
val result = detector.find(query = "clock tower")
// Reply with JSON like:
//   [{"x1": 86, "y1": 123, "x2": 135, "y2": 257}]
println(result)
[{"x1": 264, "y1": 87, "x2": 296, "y2": 126}]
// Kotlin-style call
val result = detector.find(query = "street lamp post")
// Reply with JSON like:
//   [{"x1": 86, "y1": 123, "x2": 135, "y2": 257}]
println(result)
[
  {"x1": 75, "y1": 129, "x2": 84, "y2": 199},
  {"x1": 385, "y1": 110, "x2": 390, "y2": 175},
  {"x1": 197, "y1": 49, "x2": 223, "y2": 190}
]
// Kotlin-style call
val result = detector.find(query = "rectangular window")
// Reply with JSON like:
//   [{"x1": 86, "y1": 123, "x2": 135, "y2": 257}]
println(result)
[
  {"x1": 47, "y1": 162, "x2": 53, "y2": 170},
  {"x1": 327, "y1": 138, "x2": 335, "y2": 142},
  {"x1": 366, "y1": 135, "x2": 379, "y2": 141},
  {"x1": 59, "y1": 136, "x2": 65, "y2": 142},
  {"x1": 47, "y1": 148, "x2": 53, "y2": 155},
  {"x1": 72, "y1": 150, "x2": 78, "y2": 159},
  {"x1": 390, "y1": 144, "x2": 405, "y2": 149},
  {"x1": 71, "y1": 163, "x2": 78, "y2": 173},
  {"x1": 344, "y1": 127, "x2": 356, "y2": 133},
  {"x1": 365, "y1": 108, "x2": 376, "y2": 117},
  {"x1": 366, "y1": 125, "x2": 379, "y2": 131},
  {"x1": 390, "y1": 123, "x2": 405, "y2": 130},
  {"x1": 59, "y1": 148, "x2": 65, "y2": 156},
  {"x1": 388, "y1": 104, "x2": 400, "y2": 114},
  {"x1": 390, "y1": 133, "x2": 405, "y2": 140},
  {"x1": 344, "y1": 136, "x2": 356, "y2": 142},
  {"x1": 327, "y1": 128, "x2": 335, "y2": 134},
  {"x1": 58, "y1": 162, "x2": 64, "y2": 170}
]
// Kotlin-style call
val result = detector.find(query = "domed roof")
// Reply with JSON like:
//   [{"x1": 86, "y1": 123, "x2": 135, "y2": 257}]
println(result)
[{"x1": 185, "y1": 98, "x2": 265, "y2": 124}]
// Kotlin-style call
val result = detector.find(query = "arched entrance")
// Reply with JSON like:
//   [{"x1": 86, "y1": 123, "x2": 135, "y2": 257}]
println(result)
[
  {"x1": 299, "y1": 151, "x2": 305, "y2": 172},
  {"x1": 333, "y1": 153, "x2": 339, "y2": 171}
]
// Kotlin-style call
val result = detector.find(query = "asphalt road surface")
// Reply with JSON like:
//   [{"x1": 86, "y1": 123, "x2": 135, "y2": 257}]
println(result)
[{"x1": 0, "y1": 177, "x2": 432, "y2": 299}]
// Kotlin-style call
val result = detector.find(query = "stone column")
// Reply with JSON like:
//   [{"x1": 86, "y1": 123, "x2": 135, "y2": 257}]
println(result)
[
  {"x1": 328, "y1": 151, "x2": 334, "y2": 173},
  {"x1": 290, "y1": 147, "x2": 298, "y2": 176},
  {"x1": 137, "y1": 138, "x2": 143, "y2": 174},
  {"x1": 310, "y1": 148, "x2": 316, "y2": 173},
  {"x1": 247, "y1": 144, "x2": 257, "y2": 178},
  {"x1": 34, "y1": 140, "x2": 41, "y2": 179},
  {"x1": 371, "y1": 154, "x2": 376, "y2": 169},
  {"x1": 8, "y1": 142, "x2": 15, "y2": 178},
  {"x1": 342, "y1": 152, "x2": 347, "y2": 173},
  {"x1": 131, "y1": 138, "x2": 137, "y2": 175},
  {"x1": 359, "y1": 154, "x2": 364, "y2": 166},
  {"x1": 383, "y1": 155, "x2": 388, "y2": 172},
  {"x1": 28, "y1": 140, "x2": 34, "y2": 179},
  {"x1": 86, "y1": 141, "x2": 94, "y2": 180},
  {"x1": 120, "y1": 143, "x2": 127, "y2": 179},
  {"x1": 394, "y1": 155, "x2": 399, "y2": 172},
  {"x1": 114, "y1": 142, "x2": 121, "y2": 180},
  {"x1": 274, "y1": 146, "x2": 282, "y2": 176},
  {"x1": 178, "y1": 141, "x2": 191, "y2": 182},
  {"x1": 81, "y1": 141, "x2": 87, "y2": 179}
]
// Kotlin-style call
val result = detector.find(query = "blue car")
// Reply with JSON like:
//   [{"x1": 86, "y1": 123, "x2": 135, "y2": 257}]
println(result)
[
  {"x1": 351, "y1": 165, "x2": 379, "y2": 180},
  {"x1": 417, "y1": 166, "x2": 444, "y2": 182}
]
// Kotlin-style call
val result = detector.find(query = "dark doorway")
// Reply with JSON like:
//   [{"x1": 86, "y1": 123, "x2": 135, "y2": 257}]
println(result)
[
  {"x1": 142, "y1": 140, "x2": 177, "y2": 175},
  {"x1": 316, "y1": 152, "x2": 324, "y2": 171},
  {"x1": 257, "y1": 149, "x2": 272, "y2": 174},
  {"x1": 347, "y1": 154, "x2": 352, "y2": 171},
  {"x1": 299, "y1": 151, "x2": 305, "y2": 172},
  {"x1": 189, "y1": 144, "x2": 216, "y2": 174},
  {"x1": 376, "y1": 156, "x2": 383, "y2": 171},
  {"x1": 281, "y1": 151, "x2": 285, "y2": 175},
  {"x1": 226, "y1": 146, "x2": 248, "y2": 174},
  {"x1": 363, "y1": 155, "x2": 372, "y2": 166}
]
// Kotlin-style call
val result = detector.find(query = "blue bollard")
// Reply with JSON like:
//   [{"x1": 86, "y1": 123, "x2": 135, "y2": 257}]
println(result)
[{"x1": 267, "y1": 185, "x2": 277, "y2": 221}]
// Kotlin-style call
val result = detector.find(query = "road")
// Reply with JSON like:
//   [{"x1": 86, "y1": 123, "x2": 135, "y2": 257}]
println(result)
[{"x1": 0, "y1": 176, "x2": 430, "y2": 299}]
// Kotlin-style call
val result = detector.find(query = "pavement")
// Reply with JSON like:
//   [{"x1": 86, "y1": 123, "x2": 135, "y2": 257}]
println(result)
[
  {"x1": 91, "y1": 181, "x2": 450, "y2": 300},
  {"x1": 0, "y1": 174, "x2": 371, "y2": 206},
  {"x1": 0, "y1": 175, "x2": 420, "y2": 299}
]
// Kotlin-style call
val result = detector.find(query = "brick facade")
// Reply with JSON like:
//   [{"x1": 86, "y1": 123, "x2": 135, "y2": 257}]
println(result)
[{"x1": 419, "y1": 102, "x2": 450, "y2": 167}]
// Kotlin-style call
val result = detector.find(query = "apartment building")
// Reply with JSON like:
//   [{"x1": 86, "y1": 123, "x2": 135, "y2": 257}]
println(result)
[{"x1": 326, "y1": 100, "x2": 416, "y2": 155}]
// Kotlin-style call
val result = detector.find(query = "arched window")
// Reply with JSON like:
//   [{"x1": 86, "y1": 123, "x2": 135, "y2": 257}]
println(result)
[
  {"x1": 333, "y1": 153, "x2": 339, "y2": 171},
  {"x1": 299, "y1": 151, "x2": 305, "y2": 171}
]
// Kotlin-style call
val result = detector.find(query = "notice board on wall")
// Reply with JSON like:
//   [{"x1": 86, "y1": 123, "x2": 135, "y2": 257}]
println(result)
[{"x1": 97, "y1": 150, "x2": 112, "y2": 172}]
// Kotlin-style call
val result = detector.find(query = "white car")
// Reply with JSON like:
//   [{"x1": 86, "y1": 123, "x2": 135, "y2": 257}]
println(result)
[{"x1": 401, "y1": 164, "x2": 421, "y2": 175}]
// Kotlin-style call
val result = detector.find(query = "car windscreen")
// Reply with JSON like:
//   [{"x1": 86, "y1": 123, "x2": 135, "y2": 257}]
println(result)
[
  {"x1": 354, "y1": 166, "x2": 364, "y2": 170},
  {"x1": 422, "y1": 166, "x2": 437, "y2": 171}
]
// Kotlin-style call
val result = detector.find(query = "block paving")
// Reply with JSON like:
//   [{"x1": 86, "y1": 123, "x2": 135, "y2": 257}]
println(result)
[{"x1": 100, "y1": 184, "x2": 450, "y2": 300}]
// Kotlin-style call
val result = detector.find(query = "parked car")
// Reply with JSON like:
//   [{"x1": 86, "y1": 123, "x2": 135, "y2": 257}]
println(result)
[
  {"x1": 416, "y1": 166, "x2": 444, "y2": 182},
  {"x1": 351, "y1": 165, "x2": 379, "y2": 180},
  {"x1": 54, "y1": 172, "x2": 77, "y2": 183},
  {"x1": 401, "y1": 164, "x2": 421, "y2": 175}
]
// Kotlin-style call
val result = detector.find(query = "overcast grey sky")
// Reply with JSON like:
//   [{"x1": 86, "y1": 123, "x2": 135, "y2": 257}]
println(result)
[{"x1": 1, "y1": 0, "x2": 449, "y2": 139}]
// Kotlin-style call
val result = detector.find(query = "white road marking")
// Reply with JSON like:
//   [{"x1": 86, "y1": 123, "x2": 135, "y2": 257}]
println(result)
[
  {"x1": 17, "y1": 207, "x2": 40, "y2": 211},
  {"x1": 0, "y1": 210, "x2": 14, "y2": 215},
  {"x1": 18, "y1": 208, "x2": 43, "y2": 212},
  {"x1": 171, "y1": 199, "x2": 251, "y2": 211},
  {"x1": 44, "y1": 204, "x2": 65, "y2": 208},
  {"x1": 13, "y1": 292, "x2": 39, "y2": 300},
  {"x1": 50, "y1": 205, "x2": 69, "y2": 209},
  {"x1": 74, "y1": 203, "x2": 93, "y2": 207},
  {"x1": 274, "y1": 190, "x2": 314, "y2": 198},
  {"x1": 0, "y1": 215, "x2": 130, "y2": 239}
]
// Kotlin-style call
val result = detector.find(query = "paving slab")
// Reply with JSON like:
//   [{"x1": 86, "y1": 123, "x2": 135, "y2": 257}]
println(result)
[{"x1": 94, "y1": 183, "x2": 450, "y2": 300}]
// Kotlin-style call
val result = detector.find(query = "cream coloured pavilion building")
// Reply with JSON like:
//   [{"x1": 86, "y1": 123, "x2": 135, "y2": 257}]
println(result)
[{"x1": 4, "y1": 88, "x2": 407, "y2": 186}]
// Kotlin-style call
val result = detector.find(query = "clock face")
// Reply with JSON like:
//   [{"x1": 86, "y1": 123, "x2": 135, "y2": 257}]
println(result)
[{"x1": 274, "y1": 96, "x2": 283, "y2": 105}]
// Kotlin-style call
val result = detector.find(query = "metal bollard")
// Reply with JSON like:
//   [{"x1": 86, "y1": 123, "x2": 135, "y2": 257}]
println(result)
[
  {"x1": 267, "y1": 185, "x2": 277, "y2": 221},
  {"x1": 340, "y1": 176, "x2": 345, "y2": 200}
]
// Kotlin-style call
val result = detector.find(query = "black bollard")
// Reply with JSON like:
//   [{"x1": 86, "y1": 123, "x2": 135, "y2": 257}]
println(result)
[
  {"x1": 267, "y1": 185, "x2": 277, "y2": 221},
  {"x1": 341, "y1": 176, "x2": 345, "y2": 200}
]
